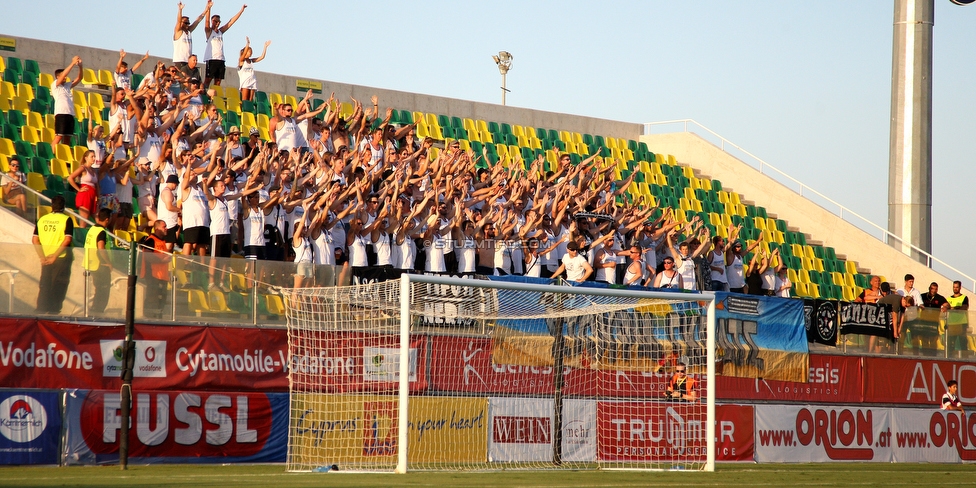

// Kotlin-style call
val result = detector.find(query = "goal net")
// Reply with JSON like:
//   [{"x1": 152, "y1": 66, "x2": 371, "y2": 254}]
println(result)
[{"x1": 283, "y1": 274, "x2": 715, "y2": 473}]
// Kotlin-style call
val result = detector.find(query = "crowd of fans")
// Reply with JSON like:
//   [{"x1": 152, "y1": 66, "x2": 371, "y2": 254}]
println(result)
[{"x1": 18, "y1": 1, "x2": 974, "y2": 329}]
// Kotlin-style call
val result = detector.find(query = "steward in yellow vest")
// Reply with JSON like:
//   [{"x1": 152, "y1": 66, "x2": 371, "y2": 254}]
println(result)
[{"x1": 32, "y1": 195, "x2": 74, "y2": 314}]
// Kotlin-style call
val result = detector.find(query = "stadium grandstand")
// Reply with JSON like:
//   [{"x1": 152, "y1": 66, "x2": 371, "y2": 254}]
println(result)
[{"x1": 1, "y1": 10, "x2": 975, "y2": 469}]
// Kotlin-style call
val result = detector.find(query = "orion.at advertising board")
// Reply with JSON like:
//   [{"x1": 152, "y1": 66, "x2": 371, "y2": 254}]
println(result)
[
  {"x1": 62, "y1": 389, "x2": 288, "y2": 464},
  {"x1": 755, "y1": 405, "x2": 890, "y2": 462},
  {"x1": 0, "y1": 391, "x2": 61, "y2": 465}
]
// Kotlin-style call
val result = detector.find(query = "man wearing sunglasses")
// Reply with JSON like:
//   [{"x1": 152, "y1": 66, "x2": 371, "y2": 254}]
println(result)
[{"x1": 664, "y1": 362, "x2": 697, "y2": 402}]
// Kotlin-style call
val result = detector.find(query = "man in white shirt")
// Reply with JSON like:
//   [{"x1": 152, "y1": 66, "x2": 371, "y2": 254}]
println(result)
[
  {"x1": 52, "y1": 56, "x2": 84, "y2": 146},
  {"x1": 551, "y1": 242, "x2": 593, "y2": 283},
  {"x1": 173, "y1": 1, "x2": 211, "y2": 69},
  {"x1": 897, "y1": 273, "x2": 923, "y2": 306},
  {"x1": 203, "y1": 3, "x2": 247, "y2": 88}
]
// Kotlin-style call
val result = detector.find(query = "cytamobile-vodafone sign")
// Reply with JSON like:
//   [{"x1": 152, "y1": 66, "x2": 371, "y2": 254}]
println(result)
[{"x1": 0, "y1": 319, "x2": 289, "y2": 391}]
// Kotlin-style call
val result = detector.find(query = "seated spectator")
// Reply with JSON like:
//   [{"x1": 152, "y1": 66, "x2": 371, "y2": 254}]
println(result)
[{"x1": 2, "y1": 156, "x2": 27, "y2": 218}]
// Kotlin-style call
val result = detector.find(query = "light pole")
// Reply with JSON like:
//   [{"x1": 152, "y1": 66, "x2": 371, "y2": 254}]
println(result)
[{"x1": 492, "y1": 51, "x2": 513, "y2": 106}]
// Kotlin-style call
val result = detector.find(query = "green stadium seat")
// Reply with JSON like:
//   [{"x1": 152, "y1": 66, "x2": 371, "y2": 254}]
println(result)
[
  {"x1": 6, "y1": 57, "x2": 23, "y2": 75},
  {"x1": 23, "y1": 59, "x2": 39, "y2": 76},
  {"x1": 3, "y1": 70, "x2": 19, "y2": 85},
  {"x1": 254, "y1": 91, "x2": 268, "y2": 105}
]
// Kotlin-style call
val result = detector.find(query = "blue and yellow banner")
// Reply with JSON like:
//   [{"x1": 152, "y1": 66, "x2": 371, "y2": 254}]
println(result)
[{"x1": 714, "y1": 292, "x2": 808, "y2": 382}]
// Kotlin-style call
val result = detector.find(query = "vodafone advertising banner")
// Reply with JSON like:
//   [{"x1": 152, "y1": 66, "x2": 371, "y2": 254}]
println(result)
[
  {"x1": 63, "y1": 389, "x2": 288, "y2": 464},
  {"x1": 290, "y1": 331, "x2": 427, "y2": 393},
  {"x1": 862, "y1": 356, "x2": 976, "y2": 406},
  {"x1": 0, "y1": 318, "x2": 288, "y2": 391},
  {"x1": 717, "y1": 354, "x2": 862, "y2": 404},
  {"x1": 756, "y1": 405, "x2": 891, "y2": 462}
]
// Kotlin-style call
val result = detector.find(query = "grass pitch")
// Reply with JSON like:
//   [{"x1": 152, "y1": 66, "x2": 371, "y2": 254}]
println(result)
[{"x1": 2, "y1": 464, "x2": 976, "y2": 487}]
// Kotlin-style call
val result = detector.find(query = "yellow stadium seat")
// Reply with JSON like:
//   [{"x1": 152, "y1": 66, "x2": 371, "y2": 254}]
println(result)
[
  {"x1": 0, "y1": 57, "x2": 4, "y2": 73},
  {"x1": 225, "y1": 96, "x2": 241, "y2": 113},
  {"x1": 269, "y1": 92, "x2": 283, "y2": 107},
  {"x1": 284, "y1": 95, "x2": 298, "y2": 108},
  {"x1": 699, "y1": 178, "x2": 712, "y2": 191},
  {"x1": 845, "y1": 261, "x2": 858, "y2": 275},
  {"x1": 0, "y1": 81, "x2": 14, "y2": 101},
  {"x1": 427, "y1": 147, "x2": 440, "y2": 162},
  {"x1": 208, "y1": 290, "x2": 233, "y2": 313},
  {"x1": 20, "y1": 126, "x2": 39, "y2": 144},
  {"x1": 16, "y1": 83, "x2": 34, "y2": 101},
  {"x1": 212, "y1": 97, "x2": 226, "y2": 111},
  {"x1": 88, "y1": 92, "x2": 105, "y2": 112},
  {"x1": 210, "y1": 85, "x2": 225, "y2": 98},
  {"x1": 808, "y1": 283, "x2": 821, "y2": 299},
  {"x1": 27, "y1": 172, "x2": 46, "y2": 193},
  {"x1": 241, "y1": 111, "x2": 256, "y2": 128},
  {"x1": 802, "y1": 245, "x2": 816, "y2": 260},
  {"x1": 26, "y1": 111, "x2": 43, "y2": 129},
  {"x1": 40, "y1": 128, "x2": 54, "y2": 143},
  {"x1": 97, "y1": 70, "x2": 113, "y2": 87},
  {"x1": 716, "y1": 191, "x2": 729, "y2": 204},
  {"x1": 787, "y1": 268, "x2": 799, "y2": 285},
  {"x1": 672, "y1": 208, "x2": 687, "y2": 223},
  {"x1": 74, "y1": 145, "x2": 88, "y2": 162},
  {"x1": 0, "y1": 154, "x2": 8, "y2": 172},
  {"x1": 82, "y1": 68, "x2": 99, "y2": 86},
  {"x1": 187, "y1": 289, "x2": 211, "y2": 313},
  {"x1": 689, "y1": 177, "x2": 702, "y2": 191},
  {"x1": 794, "y1": 282, "x2": 809, "y2": 298},
  {"x1": 797, "y1": 268, "x2": 810, "y2": 283},
  {"x1": 12, "y1": 96, "x2": 29, "y2": 112},
  {"x1": 44, "y1": 114, "x2": 55, "y2": 129},
  {"x1": 831, "y1": 272, "x2": 845, "y2": 286},
  {"x1": 50, "y1": 158, "x2": 70, "y2": 177},
  {"x1": 415, "y1": 121, "x2": 430, "y2": 139},
  {"x1": 72, "y1": 91, "x2": 87, "y2": 109},
  {"x1": 39, "y1": 73, "x2": 53, "y2": 88},
  {"x1": 606, "y1": 136, "x2": 617, "y2": 149},
  {"x1": 729, "y1": 192, "x2": 741, "y2": 205},
  {"x1": 265, "y1": 294, "x2": 285, "y2": 315}
]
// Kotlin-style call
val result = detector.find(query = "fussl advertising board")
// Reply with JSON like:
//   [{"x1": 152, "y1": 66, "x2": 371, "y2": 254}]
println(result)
[{"x1": 63, "y1": 390, "x2": 288, "y2": 464}]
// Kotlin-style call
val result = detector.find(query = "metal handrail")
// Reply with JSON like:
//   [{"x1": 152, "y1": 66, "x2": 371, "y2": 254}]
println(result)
[
  {"x1": 0, "y1": 172, "x2": 130, "y2": 247},
  {"x1": 642, "y1": 119, "x2": 976, "y2": 291}
]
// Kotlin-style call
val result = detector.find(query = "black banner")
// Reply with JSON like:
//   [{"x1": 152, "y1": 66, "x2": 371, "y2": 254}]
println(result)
[
  {"x1": 804, "y1": 299, "x2": 838, "y2": 346},
  {"x1": 839, "y1": 302, "x2": 893, "y2": 342}
]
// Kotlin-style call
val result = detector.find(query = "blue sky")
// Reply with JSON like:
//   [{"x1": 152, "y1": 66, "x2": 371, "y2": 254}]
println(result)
[{"x1": 4, "y1": 1, "x2": 975, "y2": 283}]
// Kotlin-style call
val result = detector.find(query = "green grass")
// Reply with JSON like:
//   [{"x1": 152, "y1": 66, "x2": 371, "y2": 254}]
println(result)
[{"x1": 2, "y1": 464, "x2": 976, "y2": 487}]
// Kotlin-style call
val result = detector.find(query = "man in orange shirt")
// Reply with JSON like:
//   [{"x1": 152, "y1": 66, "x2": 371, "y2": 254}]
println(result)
[{"x1": 664, "y1": 362, "x2": 697, "y2": 402}]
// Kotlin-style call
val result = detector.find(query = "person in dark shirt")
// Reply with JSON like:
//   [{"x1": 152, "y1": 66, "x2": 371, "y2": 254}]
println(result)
[
  {"x1": 922, "y1": 282, "x2": 949, "y2": 311},
  {"x1": 875, "y1": 282, "x2": 905, "y2": 353}
]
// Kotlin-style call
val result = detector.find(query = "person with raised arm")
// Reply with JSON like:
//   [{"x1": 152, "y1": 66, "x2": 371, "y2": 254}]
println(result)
[
  {"x1": 52, "y1": 55, "x2": 83, "y2": 146},
  {"x1": 174, "y1": 1, "x2": 211, "y2": 69},
  {"x1": 203, "y1": 3, "x2": 247, "y2": 88},
  {"x1": 238, "y1": 37, "x2": 270, "y2": 101}
]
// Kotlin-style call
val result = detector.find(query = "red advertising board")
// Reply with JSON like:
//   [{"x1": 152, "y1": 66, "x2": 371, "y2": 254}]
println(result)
[
  {"x1": 596, "y1": 402, "x2": 754, "y2": 462},
  {"x1": 63, "y1": 389, "x2": 288, "y2": 464},
  {"x1": 0, "y1": 318, "x2": 288, "y2": 391},
  {"x1": 290, "y1": 331, "x2": 428, "y2": 393},
  {"x1": 862, "y1": 356, "x2": 976, "y2": 405},
  {"x1": 430, "y1": 336, "x2": 678, "y2": 397},
  {"x1": 717, "y1": 354, "x2": 862, "y2": 404}
]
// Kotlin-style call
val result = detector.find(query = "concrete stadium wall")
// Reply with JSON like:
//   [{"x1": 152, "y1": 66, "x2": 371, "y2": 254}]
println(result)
[
  {"x1": 2, "y1": 34, "x2": 641, "y2": 140},
  {"x1": 640, "y1": 131, "x2": 967, "y2": 296}
]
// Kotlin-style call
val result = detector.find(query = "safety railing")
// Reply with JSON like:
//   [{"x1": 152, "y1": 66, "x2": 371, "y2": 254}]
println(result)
[{"x1": 643, "y1": 119, "x2": 976, "y2": 291}]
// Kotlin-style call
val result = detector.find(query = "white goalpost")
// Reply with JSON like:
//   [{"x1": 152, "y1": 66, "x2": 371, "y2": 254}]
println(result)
[{"x1": 283, "y1": 274, "x2": 716, "y2": 473}]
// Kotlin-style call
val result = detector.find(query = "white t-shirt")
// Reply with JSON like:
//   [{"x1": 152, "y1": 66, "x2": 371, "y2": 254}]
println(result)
[
  {"x1": 52, "y1": 82, "x2": 74, "y2": 116},
  {"x1": 562, "y1": 253, "x2": 588, "y2": 282},
  {"x1": 204, "y1": 29, "x2": 224, "y2": 61}
]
